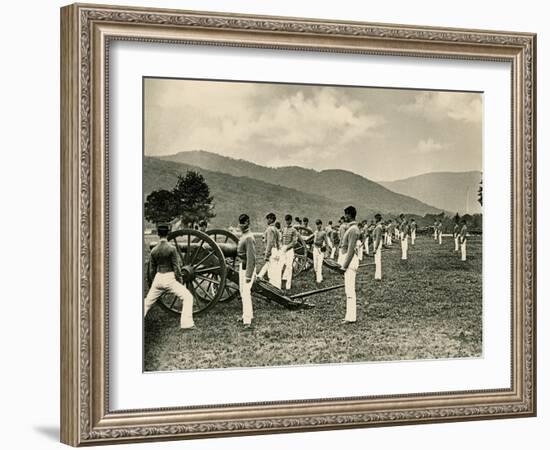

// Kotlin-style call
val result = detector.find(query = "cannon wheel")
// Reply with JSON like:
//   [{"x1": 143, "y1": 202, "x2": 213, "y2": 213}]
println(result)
[
  {"x1": 205, "y1": 229, "x2": 240, "y2": 303},
  {"x1": 155, "y1": 229, "x2": 227, "y2": 317},
  {"x1": 294, "y1": 226, "x2": 313, "y2": 276},
  {"x1": 292, "y1": 232, "x2": 311, "y2": 276}
]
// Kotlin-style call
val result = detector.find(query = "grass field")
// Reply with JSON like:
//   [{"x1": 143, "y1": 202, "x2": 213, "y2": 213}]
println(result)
[{"x1": 143, "y1": 234, "x2": 482, "y2": 371}]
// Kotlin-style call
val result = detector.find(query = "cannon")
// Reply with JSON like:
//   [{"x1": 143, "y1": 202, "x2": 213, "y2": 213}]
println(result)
[
  {"x1": 145, "y1": 228, "x2": 356, "y2": 317},
  {"x1": 294, "y1": 225, "x2": 374, "y2": 275}
]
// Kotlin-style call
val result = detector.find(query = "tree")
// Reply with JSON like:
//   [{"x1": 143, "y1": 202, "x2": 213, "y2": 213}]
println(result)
[
  {"x1": 454, "y1": 212, "x2": 460, "y2": 224},
  {"x1": 144, "y1": 189, "x2": 178, "y2": 225},
  {"x1": 172, "y1": 170, "x2": 215, "y2": 227},
  {"x1": 478, "y1": 178, "x2": 483, "y2": 206}
]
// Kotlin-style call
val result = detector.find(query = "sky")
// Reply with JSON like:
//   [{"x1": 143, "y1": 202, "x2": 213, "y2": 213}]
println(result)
[{"x1": 144, "y1": 78, "x2": 482, "y2": 181}]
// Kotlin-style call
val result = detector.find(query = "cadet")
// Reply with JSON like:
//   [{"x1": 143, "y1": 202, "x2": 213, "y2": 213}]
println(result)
[
  {"x1": 294, "y1": 216, "x2": 303, "y2": 228},
  {"x1": 373, "y1": 214, "x2": 384, "y2": 280},
  {"x1": 198, "y1": 220, "x2": 208, "y2": 233},
  {"x1": 410, "y1": 218, "x2": 417, "y2": 246},
  {"x1": 258, "y1": 212, "x2": 282, "y2": 288},
  {"x1": 437, "y1": 220, "x2": 443, "y2": 245},
  {"x1": 274, "y1": 221, "x2": 282, "y2": 243},
  {"x1": 400, "y1": 214, "x2": 410, "y2": 260},
  {"x1": 329, "y1": 222, "x2": 338, "y2": 259},
  {"x1": 325, "y1": 220, "x2": 334, "y2": 257},
  {"x1": 363, "y1": 220, "x2": 371, "y2": 256},
  {"x1": 340, "y1": 206, "x2": 361, "y2": 323},
  {"x1": 144, "y1": 223, "x2": 195, "y2": 330},
  {"x1": 337, "y1": 215, "x2": 350, "y2": 265},
  {"x1": 313, "y1": 219, "x2": 330, "y2": 283},
  {"x1": 386, "y1": 219, "x2": 394, "y2": 246},
  {"x1": 459, "y1": 219, "x2": 468, "y2": 261},
  {"x1": 453, "y1": 221, "x2": 460, "y2": 252},
  {"x1": 237, "y1": 214, "x2": 256, "y2": 328},
  {"x1": 281, "y1": 214, "x2": 299, "y2": 290},
  {"x1": 357, "y1": 221, "x2": 365, "y2": 261},
  {"x1": 395, "y1": 219, "x2": 401, "y2": 241},
  {"x1": 433, "y1": 220, "x2": 438, "y2": 240},
  {"x1": 303, "y1": 217, "x2": 312, "y2": 232}
]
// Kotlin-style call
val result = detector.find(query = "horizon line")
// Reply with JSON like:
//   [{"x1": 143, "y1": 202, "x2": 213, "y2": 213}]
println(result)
[{"x1": 145, "y1": 149, "x2": 482, "y2": 182}]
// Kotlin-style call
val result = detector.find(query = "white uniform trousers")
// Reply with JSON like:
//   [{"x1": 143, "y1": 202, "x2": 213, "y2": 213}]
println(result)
[
  {"x1": 388, "y1": 233, "x2": 392, "y2": 246},
  {"x1": 357, "y1": 242, "x2": 364, "y2": 261},
  {"x1": 438, "y1": 232, "x2": 442, "y2": 245},
  {"x1": 312, "y1": 246, "x2": 324, "y2": 283},
  {"x1": 144, "y1": 272, "x2": 194, "y2": 328},
  {"x1": 326, "y1": 238, "x2": 333, "y2": 258},
  {"x1": 330, "y1": 246, "x2": 337, "y2": 259},
  {"x1": 461, "y1": 239, "x2": 467, "y2": 261},
  {"x1": 337, "y1": 248, "x2": 345, "y2": 266},
  {"x1": 411, "y1": 230, "x2": 416, "y2": 245},
  {"x1": 454, "y1": 236, "x2": 459, "y2": 251},
  {"x1": 364, "y1": 236, "x2": 370, "y2": 255},
  {"x1": 281, "y1": 247, "x2": 295, "y2": 289},
  {"x1": 239, "y1": 263, "x2": 256, "y2": 324},
  {"x1": 258, "y1": 262, "x2": 269, "y2": 279},
  {"x1": 374, "y1": 245, "x2": 382, "y2": 280},
  {"x1": 267, "y1": 248, "x2": 282, "y2": 289},
  {"x1": 434, "y1": 230, "x2": 437, "y2": 240},
  {"x1": 344, "y1": 254, "x2": 360, "y2": 322},
  {"x1": 401, "y1": 236, "x2": 409, "y2": 260}
]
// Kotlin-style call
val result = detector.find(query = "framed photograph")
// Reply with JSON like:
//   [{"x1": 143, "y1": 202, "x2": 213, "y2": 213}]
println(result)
[{"x1": 60, "y1": 3, "x2": 536, "y2": 446}]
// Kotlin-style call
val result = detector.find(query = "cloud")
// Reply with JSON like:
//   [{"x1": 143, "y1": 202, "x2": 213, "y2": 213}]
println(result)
[
  {"x1": 144, "y1": 79, "x2": 483, "y2": 180},
  {"x1": 145, "y1": 80, "x2": 385, "y2": 167},
  {"x1": 412, "y1": 138, "x2": 446, "y2": 154},
  {"x1": 398, "y1": 92, "x2": 482, "y2": 124}
]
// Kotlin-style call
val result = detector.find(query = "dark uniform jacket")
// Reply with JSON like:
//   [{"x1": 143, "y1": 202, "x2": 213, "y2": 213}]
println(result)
[
  {"x1": 149, "y1": 240, "x2": 181, "y2": 280},
  {"x1": 238, "y1": 230, "x2": 257, "y2": 280}
]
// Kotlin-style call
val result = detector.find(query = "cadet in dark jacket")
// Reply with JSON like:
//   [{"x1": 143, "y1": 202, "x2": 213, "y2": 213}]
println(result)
[
  {"x1": 237, "y1": 214, "x2": 256, "y2": 328},
  {"x1": 373, "y1": 214, "x2": 384, "y2": 280},
  {"x1": 281, "y1": 214, "x2": 299, "y2": 290},
  {"x1": 340, "y1": 206, "x2": 361, "y2": 323},
  {"x1": 312, "y1": 219, "x2": 330, "y2": 283},
  {"x1": 399, "y1": 214, "x2": 410, "y2": 260},
  {"x1": 410, "y1": 219, "x2": 417, "y2": 246},
  {"x1": 453, "y1": 222, "x2": 460, "y2": 252},
  {"x1": 459, "y1": 220, "x2": 468, "y2": 261},
  {"x1": 144, "y1": 223, "x2": 195, "y2": 330}
]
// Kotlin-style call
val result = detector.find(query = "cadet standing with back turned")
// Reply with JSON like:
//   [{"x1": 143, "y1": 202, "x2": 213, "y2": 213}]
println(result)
[
  {"x1": 340, "y1": 206, "x2": 361, "y2": 324},
  {"x1": 312, "y1": 219, "x2": 330, "y2": 283},
  {"x1": 237, "y1": 214, "x2": 256, "y2": 329},
  {"x1": 144, "y1": 223, "x2": 195, "y2": 331}
]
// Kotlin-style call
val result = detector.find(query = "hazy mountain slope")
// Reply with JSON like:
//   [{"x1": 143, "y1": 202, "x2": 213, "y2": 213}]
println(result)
[
  {"x1": 157, "y1": 150, "x2": 443, "y2": 216},
  {"x1": 379, "y1": 171, "x2": 482, "y2": 215},
  {"x1": 144, "y1": 157, "x2": 346, "y2": 229}
]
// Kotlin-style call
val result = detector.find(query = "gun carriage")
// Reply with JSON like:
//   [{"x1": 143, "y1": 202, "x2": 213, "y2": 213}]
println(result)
[
  {"x1": 145, "y1": 228, "x2": 354, "y2": 317},
  {"x1": 294, "y1": 225, "x2": 372, "y2": 274}
]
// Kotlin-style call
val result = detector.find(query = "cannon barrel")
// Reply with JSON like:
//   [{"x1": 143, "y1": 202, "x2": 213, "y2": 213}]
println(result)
[{"x1": 149, "y1": 241, "x2": 238, "y2": 258}]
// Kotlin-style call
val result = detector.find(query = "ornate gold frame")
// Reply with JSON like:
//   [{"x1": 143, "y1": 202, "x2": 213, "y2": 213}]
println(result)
[{"x1": 60, "y1": 3, "x2": 536, "y2": 446}]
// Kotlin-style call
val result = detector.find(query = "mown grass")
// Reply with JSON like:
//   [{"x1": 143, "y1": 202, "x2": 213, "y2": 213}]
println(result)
[{"x1": 143, "y1": 234, "x2": 482, "y2": 371}]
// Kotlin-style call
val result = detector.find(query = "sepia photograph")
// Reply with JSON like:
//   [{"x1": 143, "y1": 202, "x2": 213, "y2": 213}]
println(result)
[{"x1": 142, "y1": 77, "x2": 483, "y2": 372}]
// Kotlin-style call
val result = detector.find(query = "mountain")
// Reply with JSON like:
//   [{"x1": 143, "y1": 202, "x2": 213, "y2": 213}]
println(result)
[
  {"x1": 156, "y1": 150, "x2": 443, "y2": 216},
  {"x1": 144, "y1": 157, "x2": 344, "y2": 229},
  {"x1": 379, "y1": 171, "x2": 482, "y2": 215}
]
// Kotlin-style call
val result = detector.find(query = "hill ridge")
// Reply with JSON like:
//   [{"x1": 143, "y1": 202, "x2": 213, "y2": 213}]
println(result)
[{"x1": 155, "y1": 150, "x2": 443, "y2": 215}]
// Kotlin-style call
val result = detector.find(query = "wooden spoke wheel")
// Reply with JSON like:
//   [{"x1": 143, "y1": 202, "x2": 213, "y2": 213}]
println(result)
[
  {"x1": 205, "y1": 229, "x2": 240, "y2": 303},
  {"x1": 296, "y1": 226, "x2": 314, "y2": 241},
  {"x1": 292, "y1": 232, "x2": 311, "y2": 276},
  {"x1": 155, "y1": 229, "x2": 227, "y2": 317},
  {"x1": 294, "y1": 226, "x2": 313, "y2": 276}
]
